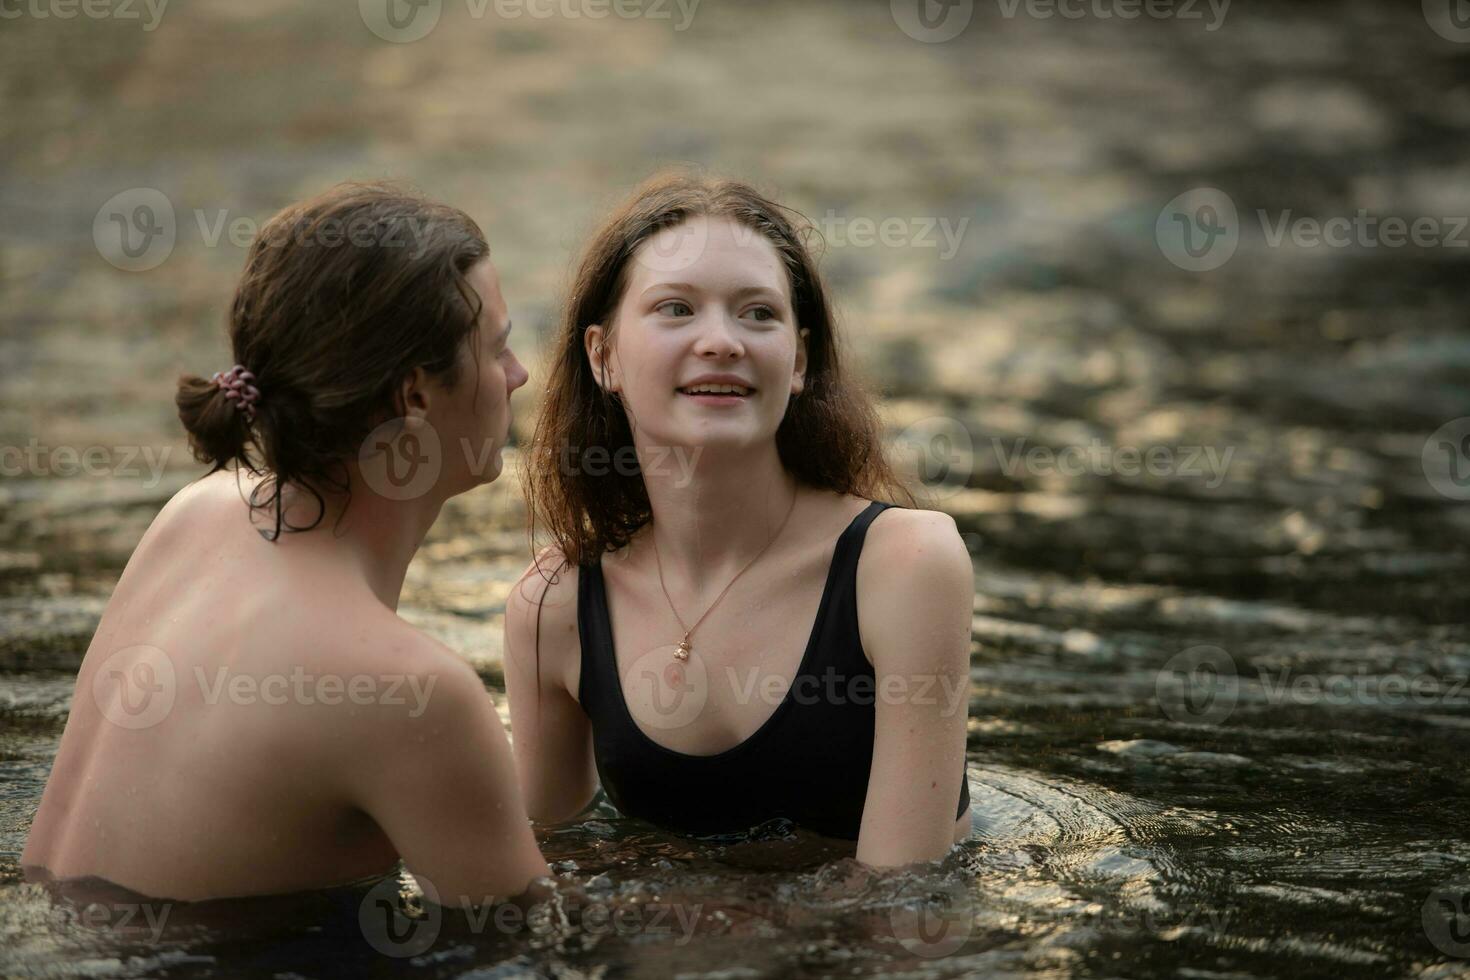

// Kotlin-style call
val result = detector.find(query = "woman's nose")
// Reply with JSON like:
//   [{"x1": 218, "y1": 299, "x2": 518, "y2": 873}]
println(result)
[{"x1": 694, "y1": 314, "x2": 745, "y2": 359}]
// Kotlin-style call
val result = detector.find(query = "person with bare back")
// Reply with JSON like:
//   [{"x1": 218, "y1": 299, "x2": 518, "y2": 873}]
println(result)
[{"x1": 24, "y1": 182, "x2": 550, "y2": 905}]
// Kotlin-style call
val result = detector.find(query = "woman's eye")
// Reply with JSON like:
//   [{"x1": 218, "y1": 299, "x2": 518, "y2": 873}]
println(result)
[
  {"x1": 657, "y1": 300, "x2": 694, "y2": 318},
  {"x1": 745, "y1": 305, "x2": 777, "y2": 322}
]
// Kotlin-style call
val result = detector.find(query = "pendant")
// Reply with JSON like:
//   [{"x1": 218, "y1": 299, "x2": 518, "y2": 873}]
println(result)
[
  {"x1": 674, "y1": 638, "x2": 691, "y2": 662},
  {"x1": 626, "y1": 645, "x2": 708, "y2": 731}
]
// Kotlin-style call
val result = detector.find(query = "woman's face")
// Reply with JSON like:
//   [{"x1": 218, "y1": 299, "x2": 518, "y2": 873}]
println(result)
[{"x1": 585, "y1": 215, "x2": 808, "y2": 454}]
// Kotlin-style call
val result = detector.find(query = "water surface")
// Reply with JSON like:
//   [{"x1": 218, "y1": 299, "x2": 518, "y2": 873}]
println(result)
[{"x1": 2, "y1": 1, "x2": 1468, "y2": 976}]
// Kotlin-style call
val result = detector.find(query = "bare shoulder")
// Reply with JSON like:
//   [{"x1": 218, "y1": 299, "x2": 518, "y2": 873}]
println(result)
[
  {"x1": 863, "y1": 506, "x2": 971, "y2": 577},
  {"x1": 857, "y1": 506, "x2": 974, "y2": 669},
  {"x1": 101, "y1": 472, "x2": 256, "y2": 590},
  {"x1": 316, "y1": 608, "x2": 491, "y2": 741},
  {"x1": 503, "y1": 547, "x2": 582, "y2": 697},
  {"x1": 135, "y1": 469, "x2": 247, "y2": 548}
]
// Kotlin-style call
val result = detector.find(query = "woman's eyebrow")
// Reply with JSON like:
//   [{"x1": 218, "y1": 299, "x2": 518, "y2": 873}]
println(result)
[
  {"x1": 640, "y1": 281, "x2": 700, "y2": 299},
  {"x1": 728, "y1": 285, "x2": 785, "y2": 302},
  {"x1": 638, "y1": 282, "x2": 785, "y2": 301}
]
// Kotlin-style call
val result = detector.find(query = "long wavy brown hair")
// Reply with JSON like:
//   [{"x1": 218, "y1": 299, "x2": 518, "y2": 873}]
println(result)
[{"x1": 521, "y1": 170, "x2": 914, "y2": 576}]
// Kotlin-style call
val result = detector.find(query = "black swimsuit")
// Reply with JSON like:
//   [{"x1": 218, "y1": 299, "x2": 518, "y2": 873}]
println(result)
[{"x1": 576, "y1": 500, "x2": 971, "y2": 840}]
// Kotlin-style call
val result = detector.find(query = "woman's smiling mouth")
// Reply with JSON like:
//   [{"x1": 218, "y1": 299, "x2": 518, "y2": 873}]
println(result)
[{"x1": 676, "y1": 375, "x2": 756, "y2": 403}]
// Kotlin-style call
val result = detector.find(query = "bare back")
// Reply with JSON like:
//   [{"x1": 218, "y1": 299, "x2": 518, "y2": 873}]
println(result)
[{"x1": 24, "y1": 468, "x2": 549, "y2": 902}]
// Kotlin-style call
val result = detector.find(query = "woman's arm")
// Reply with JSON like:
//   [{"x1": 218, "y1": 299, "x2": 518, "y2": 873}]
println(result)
[
  {"x1": 854, "y1": 508, "x2": 974, "y2": 868},
  {"x1": 503, "y1": 552, "x2": 601, "y2": 823}
]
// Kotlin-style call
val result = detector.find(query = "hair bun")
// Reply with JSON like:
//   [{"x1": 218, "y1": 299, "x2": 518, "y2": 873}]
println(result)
[{"x1": 176, "y1": 371, "x2": 251, "y2": 469}]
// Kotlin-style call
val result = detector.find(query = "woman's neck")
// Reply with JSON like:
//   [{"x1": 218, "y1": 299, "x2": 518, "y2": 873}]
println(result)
[
  {"x1": 636, "y1": 440, "x2": 801, "y2": 595},
  {"x1": 243, "y1": 467, "x2": 445, "y2": 612}
]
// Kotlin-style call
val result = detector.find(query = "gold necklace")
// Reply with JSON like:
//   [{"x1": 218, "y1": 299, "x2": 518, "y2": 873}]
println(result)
[{"x1": 651, "y1": 486, "x2": 800, "y2": 663}]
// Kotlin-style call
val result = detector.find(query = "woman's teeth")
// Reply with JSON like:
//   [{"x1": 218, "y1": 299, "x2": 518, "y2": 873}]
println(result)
[{"x1": 678, "y1": 384, "x2": 751, "y2": 396}]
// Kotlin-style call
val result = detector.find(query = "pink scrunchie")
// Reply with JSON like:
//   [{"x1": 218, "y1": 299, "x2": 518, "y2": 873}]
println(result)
[{"x1": 211, "y1": 364, "x2": 261, "y2": 422}]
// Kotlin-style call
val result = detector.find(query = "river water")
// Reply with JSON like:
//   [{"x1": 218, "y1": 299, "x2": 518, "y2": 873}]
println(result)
[{"x1": 2, "y1": 1, "x2": 1468, "y2": 977}]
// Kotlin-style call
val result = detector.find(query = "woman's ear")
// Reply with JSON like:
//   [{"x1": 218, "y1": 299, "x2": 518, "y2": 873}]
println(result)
[
  {"x1": 584, "y1": 323, "x2": 621, "y2": 393},
  {"x1": 791, "y1": 327, "x2": 810, "y2": 396},
  {"x1": 396, "y1": 366, "x2": 433, "y2": 419}
]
